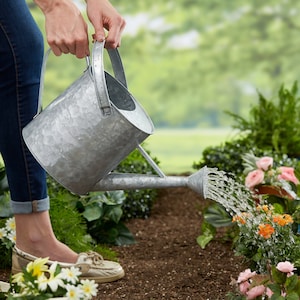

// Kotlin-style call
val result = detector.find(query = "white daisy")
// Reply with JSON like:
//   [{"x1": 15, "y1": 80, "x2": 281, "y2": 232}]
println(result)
[
  {"x1": 37, "y1": 262, "x2": 65, "y2": 292},
  {"x1": 79, "y1": 279, "x2": 98, "y2": 299},
  {"x1": 65, "y1": 284, "x2": 84, "y2": 300},
  {"x1": 6, "y1": 231, "x2": 16, "y2": 244},
  {"x1": 5, "y1": 217, "x2": 16, "y2": 232},
  {"x1": 60, "y1": 266, "x2": 81, "y2": 284}
]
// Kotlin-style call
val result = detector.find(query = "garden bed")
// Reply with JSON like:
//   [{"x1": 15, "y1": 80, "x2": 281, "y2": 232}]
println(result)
[{"x1": 0, "y1": 187, "x2": 247, "y2": 299}]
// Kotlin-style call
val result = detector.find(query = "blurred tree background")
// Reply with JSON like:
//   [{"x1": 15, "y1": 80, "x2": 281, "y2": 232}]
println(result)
[{"x1": 28, "y1": 0, "x2": 300, "y2": 128}]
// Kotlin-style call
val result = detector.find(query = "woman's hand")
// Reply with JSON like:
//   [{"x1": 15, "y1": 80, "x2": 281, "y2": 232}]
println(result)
[
  {"x1": 86, "y1": 0, "x2": 126, "y2": 49},
  {"x1": 35, "y1": 0, "x2": 125, "y2": 58}
]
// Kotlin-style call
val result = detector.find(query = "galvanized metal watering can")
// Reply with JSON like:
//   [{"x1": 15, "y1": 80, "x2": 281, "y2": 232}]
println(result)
[{"x1": 22, "y1": 41, "x2": 209, "y2": 199}]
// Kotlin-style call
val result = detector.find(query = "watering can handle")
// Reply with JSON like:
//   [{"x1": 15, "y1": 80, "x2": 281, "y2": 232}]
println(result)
[
  {"x1": 92, "y1": 41, "x2": 128, "y2": 116},
  {"x1": 36, "y1": 41, "x2": 127, "y2": 117}
]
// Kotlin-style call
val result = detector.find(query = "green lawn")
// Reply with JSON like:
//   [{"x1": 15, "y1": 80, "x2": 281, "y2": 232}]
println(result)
[{"x1": 142, "y1": 128, "x2": 238, "y2": 174}]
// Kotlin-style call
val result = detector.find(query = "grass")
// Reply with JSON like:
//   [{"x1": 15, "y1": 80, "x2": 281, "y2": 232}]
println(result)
[{"x1": 143, "y1": 128, "x2": 238, "y2": 174}]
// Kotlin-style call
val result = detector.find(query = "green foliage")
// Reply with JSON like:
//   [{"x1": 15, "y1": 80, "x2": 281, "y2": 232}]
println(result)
[
  {"x1": 197, "y1": 204, "x2": 237, "y2": 249},
  {"x1": 227, "y1": 82, "x2": 300, "y2": 157},
  {"x1": 76, "y1": 191, "x2": 135, "y2": 246},
  {"x1": 0, "y1": 218, "x2": 12, "y2": 269},
  {"x1": 49, "y1": 191, "x2": 93, "y2": 253},
  {"x1": 194, "y1": 82, "x2": 300, "y2": 177},
  {"x1": 115, "y1": 148, "x2": 159, "y2": 220},
  {"x1": 48, "y1": 177, "x2": 135, "y2": 247},
  {"x1": 0, "y1": 165, "x2": 12, "y2": 218},
  {"x1": 193, "y1": 138, "x2": 260, "y2": 178}
]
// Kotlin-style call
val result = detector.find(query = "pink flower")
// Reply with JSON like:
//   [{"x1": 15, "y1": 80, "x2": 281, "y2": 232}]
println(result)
[
  {"x1": 266, "y1": 288, "x2": 273, "y2": 298},
  {"x1": 277, "y1": 167, "x2": 299, "y2": 185},
  {"x1": 246, "y1": 285, "x2": 265, "y2": 299},
  {"x1": 256, "y1": 156, "x2": 273, "y2": 171},
  {"x1": 239, "y1": 281, "x2": 250, "y2": 295},
  {"x1": 276, "y1": 261, "x2": 295, "y2": 274},
  {"x1": 237, "y1": 269, "x2": 257, "y2": 283},
  {"x1": 245, "y1": 170, "x2": 264, "y2": 189}
]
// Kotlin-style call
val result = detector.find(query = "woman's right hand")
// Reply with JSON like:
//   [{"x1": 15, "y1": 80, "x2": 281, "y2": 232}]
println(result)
[{"x1": 35, "y1": 0, "x2": 90, "y2": 58}]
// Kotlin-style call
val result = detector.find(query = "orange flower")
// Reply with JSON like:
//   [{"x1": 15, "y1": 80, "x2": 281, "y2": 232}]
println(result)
[
  {"x1": 256, "y1": 205, "x2": 273, "y2": 215},
  {"x1": 273, "y1": 214, "x2": 293, "y2": 226},
  {"x1": 258, "y1": 223, "x2": 275, "y2": 239},
  {"x1": 232, "y1": 213, "x2": 249, "y2": 224}
]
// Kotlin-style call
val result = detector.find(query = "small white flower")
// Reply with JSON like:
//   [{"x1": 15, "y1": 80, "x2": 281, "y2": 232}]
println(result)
[
  {"x1": 79, "y1": 279, "x2": 98, "y2": 299},
  {"x1": 5, "y1": 217, "x2": 16, "y2": 232},
  {"x1": 60, "y1": 266, "x2": 81, "y2": 284},
  {"x1": 0, "y1": 228, "x2": 6, "y2": 240},
  {"x1": 37, "y1": 262, "x2": 65, "y2": 292},
  {"x1": 65, "y1": 284, "x2": 84, "y2": 300},
  {"x1": 6, "y1": 231, "x2": 16, "y2": 244}
]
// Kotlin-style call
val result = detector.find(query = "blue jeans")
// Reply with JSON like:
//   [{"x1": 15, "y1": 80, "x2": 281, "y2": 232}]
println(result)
[{"x1": 0, "y1": 0, "x2": 49, "y2": 213}]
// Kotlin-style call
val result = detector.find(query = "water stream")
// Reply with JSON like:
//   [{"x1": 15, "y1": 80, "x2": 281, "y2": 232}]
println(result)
[{"x1": 204, "y1": 168, "x2": 256, "y2": 216}]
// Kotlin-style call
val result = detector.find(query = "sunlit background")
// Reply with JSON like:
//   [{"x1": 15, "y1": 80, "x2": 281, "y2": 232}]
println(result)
[{"x1": 27, "y1": 0, "x2": 300, "y2": 173}]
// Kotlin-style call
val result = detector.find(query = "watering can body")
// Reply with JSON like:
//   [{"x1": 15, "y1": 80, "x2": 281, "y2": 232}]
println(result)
[
  {"x1": 22, "y1": 42, "x2": 154, "y2": 195},
  {"x1": 23, "y1": 41, "x2": 209, "y2": 200}
]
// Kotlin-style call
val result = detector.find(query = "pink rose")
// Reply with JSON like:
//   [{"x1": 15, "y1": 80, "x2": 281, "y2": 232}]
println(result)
[
  {"x1": 245, "y1": 170, "x2": 264, "y2": 189},
  {"x1": 276, "y1": 261, "x2": 295, "y2": 274},
  {"x1": 277, "y1": 167, "x2": 299, "y2": 185},
  {"x1": 239, "y1": 281, "x2": 250, "y2": 295},
  {"x1": 237, "y1": 269, "x2": 257, "y2": 283},
  {"x1": 246, "y1": 285, "x2": 265, "y2": 299},
  {"x1": 256, "y1": 156, "x2": 273, "y2": 171}
]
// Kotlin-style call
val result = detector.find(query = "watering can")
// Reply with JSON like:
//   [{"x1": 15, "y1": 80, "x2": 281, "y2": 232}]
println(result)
[{"x1": 22, "y1": 41, "x2": 210, "y2": 199}]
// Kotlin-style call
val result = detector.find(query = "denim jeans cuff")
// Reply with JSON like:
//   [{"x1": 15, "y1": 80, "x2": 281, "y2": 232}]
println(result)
[{"x1": 11, "y1": 197, "x2": 50, "y2": 214}]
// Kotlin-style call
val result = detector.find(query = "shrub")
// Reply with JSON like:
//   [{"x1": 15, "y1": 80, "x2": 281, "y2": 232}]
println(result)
[{"x1": 227, "y1": 81, "x2": 300, "y2": 157}]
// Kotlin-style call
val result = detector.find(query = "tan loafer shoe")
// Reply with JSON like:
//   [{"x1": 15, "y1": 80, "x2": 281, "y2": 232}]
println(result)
[{"x1": 12, "y1": 246, "x2": 125, "y2": 283}]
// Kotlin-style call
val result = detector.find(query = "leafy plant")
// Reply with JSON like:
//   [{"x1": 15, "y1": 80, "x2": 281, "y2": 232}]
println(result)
[
  {"x1": 226, "y1": 81, "x2": 300, "y2": 157},
  {"x1": 196, "y1": 203, "x2": 233, "y2": 249},
  {"x1": 0, "y1": 165, "x2": 12, "y2": 218},
  {"x1": 193, "y1": 138, "x2": 261, "y2": 178},
  {"x1": 75, "y1": 191, "x2": 136, "y2": 246},
  {"x1": 49, "y1": 191, "x2": 94, "y2": 253},
  {"x1": 47, "y1": 176, "x2": 135, "y2": 247}
]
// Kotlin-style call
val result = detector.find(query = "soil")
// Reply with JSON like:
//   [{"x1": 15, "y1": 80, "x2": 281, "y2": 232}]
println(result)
[
  {"x1": 0, "y1": 187, "x2": 248, "y2": 299},
  {"x1": 100, "y1": 187, "x2": 247, "y2": 300}
]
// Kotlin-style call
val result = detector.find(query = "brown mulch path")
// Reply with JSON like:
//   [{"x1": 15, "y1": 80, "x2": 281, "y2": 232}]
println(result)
[
  {"x1": 0, "y1": 187, "x2": 247, "y2": 299},
  {"x1": 99, "y1": 187, "x2": 246, "y2": 300}
]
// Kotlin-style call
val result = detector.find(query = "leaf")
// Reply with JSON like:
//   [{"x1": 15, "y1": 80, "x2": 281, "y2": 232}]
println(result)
[
  {"x1": 83, "y1": 203, "x2": 103, "y2": 222},
  {"x1": 106, "y1": 191, "x2": 126, "y2": 205},
  {"x1": 286, "y1": 292, "x2": 300, "y2": 300},
  {"x1": 103, "y1": 204, "x2": 123, "y2": 224},
  {"x1": 114, "y1": 222, "x2": 136, "y2": 246},
  {"x1": 196, "y1": 234, "x2": 214, "y2": 249},
  {"x1": 272, "y1": 265, "x2": 287, "y2": 285},
  {"x1": 196, "y1": 221, "x2": 216, "y2": 249},
  {"x1": 0, "y1": 193, "x2": 12, "y2": 217},
  {"x1": 286, "y1": 274, "x2": 299, "y2": 292},
  {"x1": 204, "y1": 204, "x2": 232, "y2": 228}
]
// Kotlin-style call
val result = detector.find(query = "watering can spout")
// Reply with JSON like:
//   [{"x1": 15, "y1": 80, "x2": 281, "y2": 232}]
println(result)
[{"x1": 90, "y1": 166, "x2": 209, "y2": 200}]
